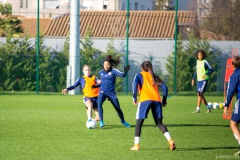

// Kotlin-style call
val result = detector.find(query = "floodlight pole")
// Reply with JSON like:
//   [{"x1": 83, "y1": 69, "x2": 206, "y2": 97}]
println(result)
[
  {"x1": 68, "y1": 0, "x2": 80, "y2": 95},
  {"x1": 174, "y1": 0, "x2": 178, "y2": 95},
  {"x1": 125, "y1": 0, "x2": 129, "y2": 95},
  {"x1": 36, "y1": 0, "x2": 40, "y2": 95}
]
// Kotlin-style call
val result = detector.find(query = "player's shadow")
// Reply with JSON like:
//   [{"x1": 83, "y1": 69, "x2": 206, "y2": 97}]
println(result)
[
  {"x1": 97, "y1": 124, "x2": 133, "y2": 130},
  {"x1": 140, "y1": 124, "x2": 229, "y2": 128},
  {"x1": 142, "y1": 146, "x2": 238, "y2": 151},
  {"x1": 176, "y1": 146, "x2": 239, "y2": 151}
]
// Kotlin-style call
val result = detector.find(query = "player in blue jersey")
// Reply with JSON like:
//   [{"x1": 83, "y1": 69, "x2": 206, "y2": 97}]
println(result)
[
  {"x1": 224, "y1": 56, "x2": 240, "y2": 156},
  {"x1": 130, "y1": 61, "x2": 175, "y2": 151},
  {"x1": 62, "y1": 65, "x2": 100, "y2": 123},
  {"x1": 191, "y1": 50, "x2": 213, "y2": 113},
  {"x1": 95, "y1": 55, "x2": 131, "y2": 128}
]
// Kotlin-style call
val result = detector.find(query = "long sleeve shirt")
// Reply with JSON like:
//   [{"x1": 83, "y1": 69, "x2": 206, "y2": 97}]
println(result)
[
  {"x1": 225, "y1": 67, "x2": 240, "y2": 107},
  {"x1": 98, "y1": 68, "x2": 127, "y2": 92}
]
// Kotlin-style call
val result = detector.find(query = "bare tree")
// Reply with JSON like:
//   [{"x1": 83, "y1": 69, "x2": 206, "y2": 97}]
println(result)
[{"x1": 199, "y1": 0, "x2": 240, "y2": 40}]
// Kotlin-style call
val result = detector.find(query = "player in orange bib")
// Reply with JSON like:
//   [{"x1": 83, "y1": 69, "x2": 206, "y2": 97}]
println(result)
[
  {"x1": 130, "y1": 61, "x2": 176, "y2": 151},
  {"x1": 62, "y1": 65, "x2": 100, "y2": 123}
]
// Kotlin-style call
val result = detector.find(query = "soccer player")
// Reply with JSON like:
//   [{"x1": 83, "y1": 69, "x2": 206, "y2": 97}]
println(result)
[
  {"x1": 130, "y1": 61, "x2": 176, "y2": 151},
  {"x1": 95, "y1": 55, "x2": 131, "y2": 128},
  {"x1": 224, "y1": 56, "x2": 240, "y2": 156},
  {"x1": 62, "y1": 64, "x2": 100, "y2": 123},
  {"x1": 191, "y1": 50, "x2": 213, "y2": 113}
]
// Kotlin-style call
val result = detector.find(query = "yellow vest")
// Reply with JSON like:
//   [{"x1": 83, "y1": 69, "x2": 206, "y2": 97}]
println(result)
[
  {"x1": 197, "y1": 60, "x2": 209, "y2": 81},
  {"x1": 139, "y1": 72, "x2": 161, "y2": 103},
  {"x1": 82, "y1": 75, "x2": 99, "y2": 98}
]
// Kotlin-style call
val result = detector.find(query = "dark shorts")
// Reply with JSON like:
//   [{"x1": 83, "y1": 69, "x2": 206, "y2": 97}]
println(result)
[
  {"x1": 197, "y1": 80, "x2": 208, "y2": 93},
  {"x1": 231, "y1": 100, "x2": 240, "y2": 123},
  {"x1": 136, "y1": 100, "x2": 163, "y2": 119},
  {"x1": 83, "y1": 97, "x2": 98, "y2": 109}
]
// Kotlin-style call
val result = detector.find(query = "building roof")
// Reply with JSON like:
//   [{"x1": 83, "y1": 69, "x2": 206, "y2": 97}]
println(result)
[
  {"x1": 19, "y1": 18, "x2": 51, "y2": 37},
  {"x1": 45, "y1": 11, "x2": 197, "y2": 38}
]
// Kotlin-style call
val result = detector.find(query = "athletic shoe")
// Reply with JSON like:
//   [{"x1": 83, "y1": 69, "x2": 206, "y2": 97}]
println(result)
[
  {"x1": 87, "y1": 119, "x2": 92, "y2": 122},
  {"x1": 130, "y1": 144, "x2": 140, "y2": 151},
  {"x1": 206, "y1": 109, "x2": 212, "y2": 113},
  {"x1": 192, "y1": 110, "x2": 200, "y2": 113},
  {"x1": 100, "y1": 121, "x2": 104, "y2": 128},
  {"x1": 121, "y1": 121, "x2": 131, "y2": 127},
  {"x1": 235, "y1": 150, "x2": 240, "y2": 157},
  {"x1": 168, "y1": 138, "x2": 176, "y2": 150}
]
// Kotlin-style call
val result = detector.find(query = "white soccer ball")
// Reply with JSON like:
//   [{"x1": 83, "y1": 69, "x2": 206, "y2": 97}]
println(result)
[
  {"x1": 212, "y1": 102, "x2": 219, "y2": 109},
  {"x1": 86, "y1": 120, "x2": 96, "y2": 129},
  {"x1": 208, "y1": 102, "x2": 213, "y2": 108}
]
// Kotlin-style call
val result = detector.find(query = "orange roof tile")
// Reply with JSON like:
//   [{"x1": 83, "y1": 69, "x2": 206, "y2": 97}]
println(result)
[
  {"x1": 19, "y1": 18, "x2": 51, "y2": 37},
  {"x1": 45, "y1": 11, "x2": 197, "y2": 38}
]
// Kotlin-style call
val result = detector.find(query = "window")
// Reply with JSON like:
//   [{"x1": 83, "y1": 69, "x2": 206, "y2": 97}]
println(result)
[
  {"x1": 43, "y1": 0, "x2": 59, "y2": 9},
  {"x1": 121, "y1": 3, "x2": 125, "y2": 10},
  {"x1": 103, "y1": 0, "x2": 108, "y2": 10},
  {"x1": 134, "y1": 2, "x2": 138, "y2": 10},
  {"x1": 20, "y1": 0, "x2": 28, "y2": 8}
]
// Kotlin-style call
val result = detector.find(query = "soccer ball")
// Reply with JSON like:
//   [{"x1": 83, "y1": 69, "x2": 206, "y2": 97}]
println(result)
[
  {"x1": 208, "y1": 102, "x2": 213, "y2": 108},
  {"x1": 86, "y1": 120, "x2": 96, "y2": 129},
  {"x1": 212, "y1": 102, "x2": 219, "y2": 109}
]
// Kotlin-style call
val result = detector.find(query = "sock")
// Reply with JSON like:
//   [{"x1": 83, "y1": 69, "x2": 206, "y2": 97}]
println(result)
[
  {"x1": 134, "y1": 137, "x2": 140, "y2": 144},
  {"x1": 234, "y1": 133, "x2": 238, "y2": 141},
  {"x1": 164, "y1": 132, "x2": 171, "y2": 141},
  {"x1": 196, "y1": 107, "x2": 200, "y2": 111},
  {"x1": 206, "y1": 105, "x2": 210, "y2": 109}
]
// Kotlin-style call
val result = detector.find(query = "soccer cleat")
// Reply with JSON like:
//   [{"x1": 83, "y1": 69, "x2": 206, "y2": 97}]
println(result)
[
  {"x1": 100, "y1": 121, "x2": 105, "y2": 128},
  {"x1": 87, "y1": 119, "x2": 92, "y2": 122},
  {"x1": 168, "y1": 139, "x2": 176, "y2": 150},
  {"x1": 192, "y1": 110, "x2": 200, "y2": 113},
  {"x1": 121, "y1": 121, "x2": 131, "y2": 128},
  {"x1": 235, "y1": 150, "x2": 240, "y2": 157},
  {"x1": 206, "y1": 109, "x2": 212, "y2": 113},
  {"x1": 130, "y1": 144, "x2": 140, "y2": 151}
]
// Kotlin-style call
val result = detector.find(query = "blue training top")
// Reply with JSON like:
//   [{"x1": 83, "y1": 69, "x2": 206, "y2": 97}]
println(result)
[
  {"x1": 225, "y1": 67, "x2": 240, "y2": 107},
  {"x1": 99, "y1": 68, "x2": 127, "y2": 92}
]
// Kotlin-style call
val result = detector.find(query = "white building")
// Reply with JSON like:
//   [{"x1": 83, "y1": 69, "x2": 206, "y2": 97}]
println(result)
[{"x1": 1, "y1": 0, "x2": 155, "y2": 18}]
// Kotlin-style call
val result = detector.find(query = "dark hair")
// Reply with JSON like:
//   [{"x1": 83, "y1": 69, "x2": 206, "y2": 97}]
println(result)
[
  {"x1": 141, "y1": 61, "x2": 163, "y2": 86},
  {"x1": 104, "y1": 55, "x2": 120, "y2": 66},
  {"x1": 197, "y1": 50, "x2": 206, "y2": 59},
  {"x1": 232, "y1": 56, "x2": 240, "y2": 68}
]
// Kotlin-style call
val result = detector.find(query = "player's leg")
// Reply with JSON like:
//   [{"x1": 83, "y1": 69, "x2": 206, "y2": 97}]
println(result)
[
  {"x1": 130, "y1": 119, "x2": 144, "y2": 151},
  {"x1": 131, "y1": 101, "x2": 151, "y2": 150},
  {"x1": 230, "y1": 100, "x2": 240, "y2": 156},
  {"x1": 107, "y1": 92, "x2": 130, "y2": 127},
  {"x1": 193, "y1": 81, "x2": 202, "y2": 113},
  {"x1": 97, "y1": 92, "x2": 107, "y2": 127},
  {"x1": 83, "y1": 98, "x2": 93, "y2": 121},
  {"x1": 92, "y1": 97, "x2": 100, "y2": 121},
  {"x1": 201, "y1": 80, "x2": 212, "y2": 113},
  {"x1": 152, "y1": 101, "x2": 176, "y2": 150}
]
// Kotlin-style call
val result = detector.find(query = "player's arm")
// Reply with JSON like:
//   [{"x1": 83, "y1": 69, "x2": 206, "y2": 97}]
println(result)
[
  {"x1": 92, "y1": 76, "x2": 100, "y2": 88},
  {"x1": 159, "y1": 83, "x2": 168, "y2": 107},
  {"x1": 205, "y1": 61, "x2": 214, "y2": 75},
  {"x1": 114, "y1": 65, "x2": 131, "y2": 77},
  {"x1": 62, "y1": 78, "x2": 82, "y2": 94},
  {"x1": 132, "y1": 73, "x2": 142, "y2": 105},
  {"x1": 225, "y1": 76, "x2": 237, "y2": 108}
]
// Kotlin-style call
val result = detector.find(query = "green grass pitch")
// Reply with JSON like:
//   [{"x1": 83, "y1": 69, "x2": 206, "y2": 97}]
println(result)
[{"x1": 0, "y1": 95, "x2": 238, "y2": 160}]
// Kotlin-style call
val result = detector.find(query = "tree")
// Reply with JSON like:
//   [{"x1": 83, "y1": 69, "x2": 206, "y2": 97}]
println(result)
[
  {"x1": 0, "y1": 3, "x2": 12, "y2": 15},
  {"x1": 166, "y1": 32, "x2": 221, "y2": 93},
  {"x1": 0, "y1": 16, "x2": 22, "y2": 37},
  {"x1": 155, "y1": 0, "x2": 174, "y2": 11},
  {"x1": 80, "y1": 29, "x2": 103, "y2": 76},
  {"x1": 200, "y1": 0, "x2": 240, "y2": 40}
]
